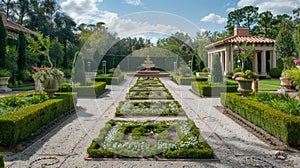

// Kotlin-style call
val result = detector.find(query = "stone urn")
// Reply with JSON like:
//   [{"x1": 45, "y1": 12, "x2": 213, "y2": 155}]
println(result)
[
  {"x1": 236, "y1": 77, "x2": 253, "y2": 96},
  {"x1": 280, "y1": 77, "x2": 293, "y2": 89},
  {"x1": 0, "y1": 77, "x2": 12, "y2": 92},
  {"x1": 43, "y1": 79, "x2": 58, "y2": 97}
]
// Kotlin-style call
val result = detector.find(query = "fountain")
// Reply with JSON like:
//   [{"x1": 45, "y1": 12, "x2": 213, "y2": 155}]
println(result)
[{"x1": 133, "y1": 55, "x2": 170, "y2": 77}]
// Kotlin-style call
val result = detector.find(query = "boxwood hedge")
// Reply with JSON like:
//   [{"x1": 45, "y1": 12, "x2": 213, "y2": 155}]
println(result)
[
  {"x1": 94, "y1": 75, "x2": 124, "y2": 85},
  {"x1": 220, "y1": 93, "x2": 300, "y2": 146},
  {"x1": 173, "y1": 76, "x2": 208, "y2": 85},
  {"x1": 192, "y1": 82, "x2": 238, "y2": 97},
  {"x1": 0, "y1": 92, "x2": 77, "y2": 146},
  {"x1": 59, "y1": 82, "x2": 106, "y2": 97}
]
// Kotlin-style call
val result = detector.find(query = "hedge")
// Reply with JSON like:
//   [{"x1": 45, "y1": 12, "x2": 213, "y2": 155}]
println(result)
[
  {"x1": 0, "y1": 153, "x2": 3, "y2": 168},
  {"x1": 94, "y1": 75, "x2": 124, "y2": 85},
  {"x1": 192, "y1": 82, "x2": 238, "y2": 97},
  {"x1": 220, "y1": 93, "x2": 300, "y2": 146},
  {"x1": 173, "y1": 76, "x2": 208, "y2": 85},
  {"x1": 59, "y1": 82, "x2": 106, "y2": 97},
  {"x1": 0, "y1": 92, "x2": 77, "y2": 146}
]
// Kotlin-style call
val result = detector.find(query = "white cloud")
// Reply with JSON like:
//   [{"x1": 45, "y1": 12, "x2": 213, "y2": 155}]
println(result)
[
  {"x1": 125, "y1": 0, "x2": 142, "y2": 6},
  {"x1": 61, "y1": 0, "x2": 109, "y2": 24},
  {"x1": 226, "y1": 7, "x2": 236, "y2": 12},
  {"x1": 200, "y1": 13, "x2": 227, "y2": 24},
  {"x1": 237, "y1": 0, "x2": 300, "y2": 15}
]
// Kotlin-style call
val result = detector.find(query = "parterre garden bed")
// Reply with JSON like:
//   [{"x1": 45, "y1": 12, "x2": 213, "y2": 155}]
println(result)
[
  {"x1": 192, "y1": 81, "x2": 238, "y2": 97},
  {"x1": 0, "y1": 92, "x2": 77, "y2": 146},
  {"x1": 221, "y1": 92, "x2": 300, "y2": 147},
  {"x1": 87, "y1": 76, "x2": 214, "y2": 159},
  {"x1": 115, "y1": 101, "x2": 185, "y2": 117},
  {"x1": 59, "y1": 82, "x2": 106, "y2": 97}
]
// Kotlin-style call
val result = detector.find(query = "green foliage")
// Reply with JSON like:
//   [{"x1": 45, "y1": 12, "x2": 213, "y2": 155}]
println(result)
[
  {"x1": 0, "y1": 153, "x2": 3, "y2": 168},
  {"x1": 211, "y1": 54, "x2": 223, "y2": 83},
  {"x1": 225, "y1": 71, "x2": 234, "y2": 79},
  {"x1": 0, "y1": 15, "x2": 7, "y2": 69},
  {"x1": 72, "y1": 52, "x2": 86, "y2": 85},
  {"x1": 59, "y1": 82, "x2": 106, "y2": 97},
  {"x1": 0, "y1": 92, "x2": 76, "y2": 146},
  {"x1": 221, "y1": 93, "x2": 300, "y2": 146},
  {"x1": 233, "y1": 67, "x2": 242, "y2": 74},
  {"x1": 17, "y1": 31, "x2": 26, "y2": 72},
  {"x1": 269, "y1": 68, "x2": 282, "y2": 78},
  {"x1": 174, "y1": 76, "x2": 208, "y2": 85},
  {"x1": 282, "y1": 68, "x2": 300, "y2": 89},
  {"x1": 0, "y1": 68, "x2": 11, "y2": 77},
  {"x1": 192, "y1": 82, "x2": 238, "y2": 97},
  {"x1": 49, "y1": 38, "x2": 64, "y2": 68},
  {"x1": 276, "y1": 25, "x2": 297, "y2": 70},
  {"x1": 94, "y1": 75, "x2": 124, "y2": 85},
  {"x1": 240, "y1": 70, "x2": 258, "y2": 79},
  {"x1": 202, "y1": 67, "x2": 209, "y2": 72}
]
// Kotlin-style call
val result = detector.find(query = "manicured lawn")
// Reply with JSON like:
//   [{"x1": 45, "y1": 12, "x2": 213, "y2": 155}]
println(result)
[
  {"x1": 258, "y1": 79, "x2": 280, "y2": 91},
  {"x1": 12, "y1": 85, "x2": 35, "y2": 91}
]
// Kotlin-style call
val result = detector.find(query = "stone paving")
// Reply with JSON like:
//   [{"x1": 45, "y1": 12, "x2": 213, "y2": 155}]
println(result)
[{"x1": 2, "y1": 76, "x2": 300, "y2": 167}]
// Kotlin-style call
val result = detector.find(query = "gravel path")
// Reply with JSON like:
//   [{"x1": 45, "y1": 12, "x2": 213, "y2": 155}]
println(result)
[{"x1": 3, "y1": 76, "x2": 300, "y2": 167}]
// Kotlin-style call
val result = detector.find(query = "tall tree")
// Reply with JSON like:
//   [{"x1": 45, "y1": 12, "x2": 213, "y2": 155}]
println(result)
[
  {"x1": 17, "y1": 31, "x2": 26, "y2": 72},
  {"x1": 0, "y1": 15, "x2": 7, "y2": 68},
  {"x1": 256, "y1": 11, "x2": 273, "y2": 38},
  {"x1": 275, "y1": 25, "x2": 297, "y2": 70}
]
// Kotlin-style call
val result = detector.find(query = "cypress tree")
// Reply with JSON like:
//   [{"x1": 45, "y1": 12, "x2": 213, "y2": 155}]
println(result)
[
  {"x1": 72, "y1": 52, "x2": 86, "y2": 85},
  {"x1": 0, "y1": 15, "x2": 7, "y2": 68},
  {"x1": 211, "y1": 54, "x2": 223, "y2": 83},
  {"x1": 17, "y1": 31, "x2": 26, "y2": 73}
]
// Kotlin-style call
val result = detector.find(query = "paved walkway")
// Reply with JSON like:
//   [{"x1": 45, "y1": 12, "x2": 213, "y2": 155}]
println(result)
[{"x1": 3, "y1": 76, "x2": 300, "y2": 167}]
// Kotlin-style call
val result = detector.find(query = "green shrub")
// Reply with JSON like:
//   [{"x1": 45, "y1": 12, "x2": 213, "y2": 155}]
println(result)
[
  {"x1": 233, "y1": 67, "x2": 242, "y2": 74},
  {"x1": 192, "y1": 82, "x2": 237, "y2": 97},
  {"x1": 221, "y1": 93, "x2": 300, "y2": 146},
  {"x1": 269, "y1": 68, "x2": 282, "y2": 78},
  {"x1": 59, "y1": 82, "x2": 106, "y2": 97},
  {"x1": 94, "y1": 75, "x2": 124, "y2": 85},
  {"x1": 0, "y1": 68, "x2": 11, "y2": 77},
  {"x1": 0, "y1": 92, "x2": 76, "y2": 146},
  {"x1": 202, "y1": 67, "x2": 209, "y2": 72},
  {"x1": 0, "y1": 153, "x2": 4, "y2": 168},
  {"x1": 225, "y1": 72, "x2": 234, "y2": 79},
  {"x1": 174, "y1": 76, "x2": 208, "y2": 85}
]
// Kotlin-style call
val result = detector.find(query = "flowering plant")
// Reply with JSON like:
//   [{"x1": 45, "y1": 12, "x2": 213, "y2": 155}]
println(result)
[{"x1": 31, "y1": 66, "x2": 64, "y2": 82}]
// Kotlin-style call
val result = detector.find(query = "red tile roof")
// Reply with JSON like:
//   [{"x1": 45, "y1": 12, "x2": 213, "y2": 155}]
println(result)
[
  {"x1": 1, "y1": 12, "x2": 36, "y2": 36},
  {"x1": 206, "y1": 35, "x2": 276, "y2": 49}
]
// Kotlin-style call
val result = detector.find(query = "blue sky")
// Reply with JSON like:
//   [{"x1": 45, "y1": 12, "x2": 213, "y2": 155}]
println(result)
[{"x1": 59, "y1": 0, "x2": 300, "y2": 40}]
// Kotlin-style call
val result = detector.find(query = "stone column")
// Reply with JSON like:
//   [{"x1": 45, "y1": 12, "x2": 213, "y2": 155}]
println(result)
[
  {"x1": 272, "y1": 50, "x2": 276, "y2": 68},
  {"x1": 225, "y1": 50, "x2": 229, "y2": 74},
  {"x1": 220, "y1": 51, "x2": 225, "y2": 75},
  {"x1": 253, "y1": 51, "x2": 258, "y2": 73},
  {"x1": 261, "y1": 50, "x2": 267, "y2": 76}
]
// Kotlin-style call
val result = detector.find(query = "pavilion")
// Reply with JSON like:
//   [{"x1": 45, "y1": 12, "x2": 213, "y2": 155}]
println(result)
[
  {"x1": 205, "y1": 27, "x2": 276, "y2": 77},
  {"x1": 0, "y1": 12, "x2": 36, "y2": 39}
]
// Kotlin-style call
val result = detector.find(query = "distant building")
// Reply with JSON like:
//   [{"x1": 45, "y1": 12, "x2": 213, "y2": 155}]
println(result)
[
  {"x1": 205, "y1": 27, "x2": 276, "y2": 76},
  {"x1": 0, "y1": 12, "x2": 36, "y2": 39}
]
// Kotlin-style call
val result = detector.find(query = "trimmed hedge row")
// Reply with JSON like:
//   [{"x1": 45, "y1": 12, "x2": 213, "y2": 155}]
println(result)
[
  {"x1": 0, "y1": 92, "x2": 77, "y2": 146},
  {"x1": 94, "y1": 75, "x2": 124, "y2": 85},
  {"x1": 59, "y1": 82, "x2": 106, "y2": 97},
  {"x1": 192, "y1": 82, "x2": 238, "y2": 97},
  {"x1": 173, "y1": 76, "x2": 208, "y2": 85},
  {"x1": 220, "y1": 93, "x2": 300, "y2": 146}
]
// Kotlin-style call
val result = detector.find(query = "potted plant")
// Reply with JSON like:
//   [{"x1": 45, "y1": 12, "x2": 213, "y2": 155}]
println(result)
[
  {"x1": 27, "y1": 33, "x2": 64, "y2": 97},
  {"x1": 0, "y1": 68, "x2": 12, "y2": 92},
  {"x1": 280, "y1": 69, "x2": 294, "y2": 90},
  {"x1": 281, "y1": 68, "x2": 300, "y2": 91},
  {"x1": 235, "y1": 70, "x2": 258, "y2": 96}
]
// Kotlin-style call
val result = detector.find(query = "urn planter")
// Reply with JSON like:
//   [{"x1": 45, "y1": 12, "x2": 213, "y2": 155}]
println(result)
[
  {"x1": 43, "y1": 79, "x2": 58, "y2": 97},
  {"x1": 236, "y1": 77, "x2": 253, "y2": 96},
  {"x1": 0, "y1": 77, "x2": 12, "y2": 92},
  {"x1": 280, "y1": 77, "x2": 293, "y2": 89}
]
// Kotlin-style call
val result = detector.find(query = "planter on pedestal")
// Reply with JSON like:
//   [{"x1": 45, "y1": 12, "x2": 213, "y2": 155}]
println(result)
[
  {"x1": 43, "y1": 79, "x2": 58, "y2": 97},
  {"x1": 236, "y1": 77, "x2": 253, "y2": 96},
  {"x1": 0, "y1": 77, "x2": 12, "y2": 92},
  {"x1": 280, "y1": 77, "x2": 293, "y2": 89}
]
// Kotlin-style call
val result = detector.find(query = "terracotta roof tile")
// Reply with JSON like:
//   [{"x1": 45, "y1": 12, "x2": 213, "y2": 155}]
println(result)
[
  {"x1": 206, "y1": 35, "x2": 276, "y2": 49},
  {"x1": 1, "y1": 13, "x2": 36, "y2": 36}
]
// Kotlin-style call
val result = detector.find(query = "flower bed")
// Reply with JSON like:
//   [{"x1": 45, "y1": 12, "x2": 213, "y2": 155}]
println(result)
[
  {"x1": 87, "y1": 120, "x2": 214, "y2": 159},
  {"x1": 192, "y1": 82, "x2": 238, "y2": 97},
  {"x1": 126, "y1": 90, "x2": 173, "y2": 100},
  {"x1": 115, "y1": 101, "x2": 185, "y2": 117},
  {"x1": 220, "y1": 92, "x2": 300, "y2": 146},
  {"x1": 0, "y1": 92, "x2": 77, "y2": 146},
  {"x1": 59, "y1": 82, "x2": 106, "y2": 97}
]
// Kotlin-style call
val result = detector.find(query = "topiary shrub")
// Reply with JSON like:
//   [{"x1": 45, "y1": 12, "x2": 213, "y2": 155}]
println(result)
[
  {"x1": 211, "y1": 54, "x2": 223, "y2": 83},
  {"x1": 202, "y1": 67, "x2": 209, "y2": 72},
  {"x1": 269, "y1": 68, "x2": 282, "y2": 78}
]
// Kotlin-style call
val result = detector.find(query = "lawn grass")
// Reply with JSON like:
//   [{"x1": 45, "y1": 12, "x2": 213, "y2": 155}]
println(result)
[
  {"x1": 258, "y1": 79, "x2": 280, "y2": 91},
  {"x1": 12, "y1": 85, "x2": 35, "y2": 91}
]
